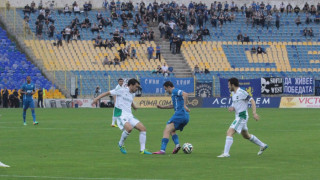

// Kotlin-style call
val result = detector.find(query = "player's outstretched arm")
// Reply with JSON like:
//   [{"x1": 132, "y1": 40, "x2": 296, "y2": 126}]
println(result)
[
  {"x1": 250, "y1": 99, "x2": 260, "y2": 121},
  {"x1": 182, "y1": 92, "x2": 190, "y2": 112},
  {"x1": 92, "y1": 91, "x2": 111, "y2": 105},
  {"x1": 131, "y1": 103, "x2": 137, "y2": 110}
]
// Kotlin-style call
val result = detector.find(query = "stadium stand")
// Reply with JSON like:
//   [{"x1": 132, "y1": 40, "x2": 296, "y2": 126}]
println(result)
[
  {"x1": 0, "y1": 26, "x2": 65, "y2": 99},
  {"x1": 5, "y1": 0, "x2": 319, "y2": 97},
  {"x1": 18, "y1": 7, "x2": 172, "y2": 95}
]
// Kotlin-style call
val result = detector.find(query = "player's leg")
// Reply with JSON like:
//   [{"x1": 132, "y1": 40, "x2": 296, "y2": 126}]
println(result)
[
  {"x1": 153, "y1": 123, "x2": 176, "y2": 154},
  {"x1": 0, "y1": 161, "x2": 10, "y2": 168},
  {"x1": 30, "y1": 100, "x2": 38, "y2": 125},
  {"x1": 218, "y1": 117, "x2": 246, "y2": 157},
  {"x1": 171, "y1": 131, "x2": 181, "y2": 154},
  {"x1": 217, "y1": 128, "x2": 236, "y2": 157},
  {"x1": 22, "y1": 100, "x2": 29, "y2": 125},
  {"x1": 134, "y1": 122, "x2": 151, "y2": 154},
  {"x1": 171, "y1": 114, "x2": 189, "y2": 154},
  {"x1": 111, "y1": 108, "x2": 118, "y2": 127},
  {"x1": 118, "y1": 121, "x2": 133, "y2": 154},
  {"x1": 241, "y1": 130, "x2": 268, "y2": 155}
]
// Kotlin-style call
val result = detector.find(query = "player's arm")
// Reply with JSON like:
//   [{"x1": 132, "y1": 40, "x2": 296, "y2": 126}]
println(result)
[
  {"x1": 20, "y1": 85, "x2": 26, "y2": 94},
  {"x1": 250, "y1": 98, "x2": 260, "y2": 121},
  {"x1": 157, "y1": 104, "x2": 173, "y2": 109},
  {"x1": 131, "y1": 103, "x2": 137, "y2": 110},
  {"x1": 92, "y1": 91, "x2": 112, "y2": 105},
  {"x1": 182, "y1": 92, "x2": 190, "y2": 112},
  {"x1": 228, "y1": 103, "x2": 235, "y2": 112},
  {"x1": 31, "y1": 86, "x2": 36, "y2": 95}
]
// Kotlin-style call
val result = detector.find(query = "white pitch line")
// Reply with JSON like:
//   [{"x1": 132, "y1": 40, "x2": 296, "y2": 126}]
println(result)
[
  {"x1": 0, "y1": 127, "x2": 107, "y2": 131},
  {"x1": 0, "y1": 175, "x2": 167, "y2": 180}
]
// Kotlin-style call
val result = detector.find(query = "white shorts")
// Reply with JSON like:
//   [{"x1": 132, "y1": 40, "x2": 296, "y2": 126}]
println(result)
[
  {"x1": 229, "y1": 117, "x2": 248, "y2": 134},
  {"x1": 116, "y1": 114, "x2": 140, "y2": 131}
]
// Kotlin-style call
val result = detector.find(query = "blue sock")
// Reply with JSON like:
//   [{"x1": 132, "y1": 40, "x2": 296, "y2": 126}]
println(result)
[
  {"x1": 31, "y1": 109, "x2": 36, "y2": 122},
  {"x1": 172, "y1": 134, "x2": 180, "y2": 146},
  {"x1": 23, "y1": 110, "x2": 26, "y2": 123},
  {"x1": 160, "y1": 138, "x2": 169, "y2": 152}
]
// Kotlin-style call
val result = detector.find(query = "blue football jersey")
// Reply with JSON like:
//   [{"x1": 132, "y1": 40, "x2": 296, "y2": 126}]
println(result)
[
  {"x1": 21, "y1": 83, "x2": 35, "y2": 100},
  {"x1": 171, "y1": 88, "x2": 185, "y2": 113}
]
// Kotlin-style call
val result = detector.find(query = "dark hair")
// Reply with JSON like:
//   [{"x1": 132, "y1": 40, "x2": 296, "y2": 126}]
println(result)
[
  {"x1": 163, "y1": 81, "x2": 174, "y2": 88},
  {"x1": 228, "y1": 77, "x2": 239, "y2": 87},
  {"x1": 118, "y1": 78, "x2": 123, "y2": 82},
  {"x1": 127, "y1": 78, "x2": 140, "y2": 86}
]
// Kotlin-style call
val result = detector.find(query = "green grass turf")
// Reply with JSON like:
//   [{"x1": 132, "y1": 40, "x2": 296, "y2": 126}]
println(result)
[{"x1": 0, "y1": 108, "x2": 319, "y2": 180}]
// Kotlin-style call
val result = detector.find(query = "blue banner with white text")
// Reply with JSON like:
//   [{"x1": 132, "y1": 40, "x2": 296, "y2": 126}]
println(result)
[
  {"x1": 202, "y1": 97, "x2": 281, "y2": 108},
  {"x1": 220, "y1": 78, "x2": 261, "y2": 97},
  {"x1": 140, "y1": 77, "x2": 194, "y2": 94},
  {"x1": 283, "y1": 77, "x2": 314, "y2": 95}
]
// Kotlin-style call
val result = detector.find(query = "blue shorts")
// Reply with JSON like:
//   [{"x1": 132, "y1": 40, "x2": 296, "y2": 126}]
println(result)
[
  {"x1": 167, "y1": 112, "x2": 189, "y2": 131},
  {"x1": 23, "y1": 99, "x2": 35, "y2": 109}
]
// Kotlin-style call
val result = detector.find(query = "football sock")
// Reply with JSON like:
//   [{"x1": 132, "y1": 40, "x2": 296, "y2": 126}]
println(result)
[
  {"x1": 172, "y1": 134, "x2": 180, "y2": 146},
  {"x1": 160, "y1": 138, "x2": 169, "y2": 152},
  {"x1": 119, "y1": 130, "x2": 130, "y2": 146},
  {"x1": 139, "y1": 131, "x2": 146, "y2": 151},
  {"x1": 112, "y1": 117, "x2": 116, "y2": 125},
  {"x1": 224, "y1": 136, "x2": 233, "y2": 155},
  {"x1": 23, "y1": 110, "x2": 26, "y2": 123},
  {"x1": 31, "y1": 109, "x2": 36, "y2": 122},
  {"x1": 249, "y1": 134, "x2": 265, "y2": 147}
]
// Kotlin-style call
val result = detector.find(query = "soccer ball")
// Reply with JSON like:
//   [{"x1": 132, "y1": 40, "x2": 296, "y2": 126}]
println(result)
[{"x1": 182, "y1": 143, "x2": 193, "y2": 154}]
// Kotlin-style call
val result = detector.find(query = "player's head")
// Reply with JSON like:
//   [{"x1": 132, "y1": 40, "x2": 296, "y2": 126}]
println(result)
[
  {"x1": 26, "y1": 76, "x2": 31, "y2": 83},
  {"x1": 228, "y1": 77, "x2": 239, "y2": 92},
  {"x1": 127, "y1": 78, "x2": 140, "y2": 93},
  {"x1": 163, "y1": 81, "x2": 174, "y2": 94},
  {"x1": 118, "y1": 78, "x2": 124, "y2": 86}
]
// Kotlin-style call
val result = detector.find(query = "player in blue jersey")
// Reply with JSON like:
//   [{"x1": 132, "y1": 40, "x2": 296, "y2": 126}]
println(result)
[
  {"x1": 21, "y1": 76, "x2": 38, "y2": 125},
  {"x1": 153, "y1": 81, "x2": 190, "y2": 154}
]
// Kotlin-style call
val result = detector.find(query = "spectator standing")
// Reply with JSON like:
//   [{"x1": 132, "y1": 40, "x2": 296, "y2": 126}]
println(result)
[
  {"x1": 2, "y1": 88, "x2": 8, "y2": 108},
  {"x1": 48, "y1": 23, "x2": 55, "y2": 38},
  {"x1": 38, "y1": 88, "x2": 44, "y2": 108},
  {"x1": 176, "y1": 36, "x2": 182, "y2": 54},
  {"x1": 65, "y1": 26, "x2": 71, "y2": 43},
  {"x1": 56, "y1": 32, "x2": 62, "y2": 47},
  {"x1": 131, "y1": 47, "x2": 137, "y2": 59},
  {"x1": 275, "y1": 13, "x2": 280, "y2": 30},
  {"x1": 13, "y1": 89, "x2": 20, "y2": 108},
  {"x1": 147, "y1": 45, "x2": 154, "y2": 60},
  {"x1": 172, "y1": 36, "x2": 178, "y2": 54},
  {"x1": 84, "y1": 2, "x2": 89, "y2": 16},
  {"x1": 94, "y1": 86, "x2": 101, "y2": 107},
  {"x1": 156, "y1": 45, "x2": 161, "y2": 61}
]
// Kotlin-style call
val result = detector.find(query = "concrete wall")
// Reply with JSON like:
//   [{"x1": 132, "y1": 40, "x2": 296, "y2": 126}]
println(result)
[{"x1": 4, "y1": 0, "x2": 320, "y2": 9}]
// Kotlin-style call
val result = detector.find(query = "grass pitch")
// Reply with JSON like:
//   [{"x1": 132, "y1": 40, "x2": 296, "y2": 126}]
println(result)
[{"x1": 0, "y1": 108, "x2": 319, "y2": 180}]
